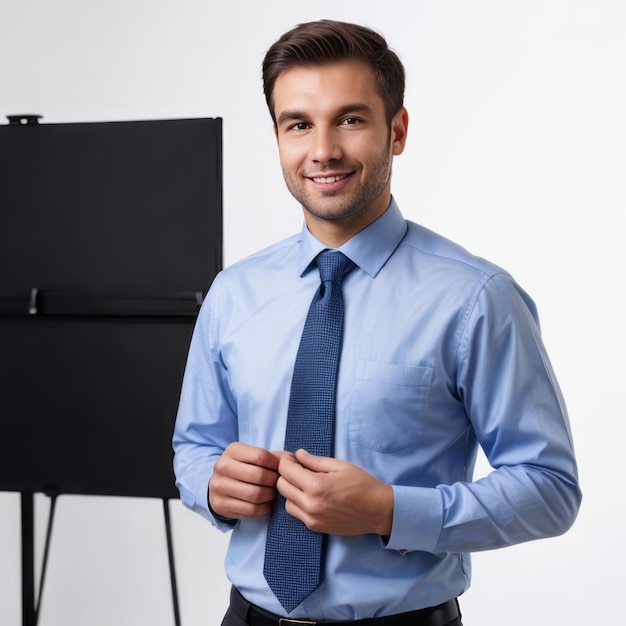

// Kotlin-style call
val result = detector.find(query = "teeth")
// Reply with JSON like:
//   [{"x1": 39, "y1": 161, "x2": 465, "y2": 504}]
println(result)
[{"x1": 313, "y1": 174, "x2": 348, "y2": 184}]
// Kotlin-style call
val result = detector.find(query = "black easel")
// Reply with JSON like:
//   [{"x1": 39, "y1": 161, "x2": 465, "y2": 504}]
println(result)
[{"x1": 1, "y1": 114, "x2": 223, "y2": 626}]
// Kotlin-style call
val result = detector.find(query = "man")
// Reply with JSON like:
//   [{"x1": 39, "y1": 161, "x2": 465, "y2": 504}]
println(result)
[{"x1": 173, "y1": 19, "x2": 581, "y2": 626}]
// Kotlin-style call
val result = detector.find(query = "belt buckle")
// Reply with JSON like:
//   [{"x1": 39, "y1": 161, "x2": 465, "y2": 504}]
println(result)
[{"x1": 278, "y1": 619, "x2": 317, "y2": 626}]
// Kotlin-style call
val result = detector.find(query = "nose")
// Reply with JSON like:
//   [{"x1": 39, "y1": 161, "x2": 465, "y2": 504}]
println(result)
[{"x1": 310, "y1": 127, "x2": 342, "y2": 164}]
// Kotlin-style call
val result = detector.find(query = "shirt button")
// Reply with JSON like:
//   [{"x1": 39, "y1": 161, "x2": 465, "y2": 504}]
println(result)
[{"x1": 398, "y1": 549, "x2": 408, "y2": 556}]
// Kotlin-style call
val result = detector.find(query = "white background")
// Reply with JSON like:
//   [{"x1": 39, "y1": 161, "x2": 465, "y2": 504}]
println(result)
[{"x1": 1, "y1": 1, "x2": 624, "y2": 624}]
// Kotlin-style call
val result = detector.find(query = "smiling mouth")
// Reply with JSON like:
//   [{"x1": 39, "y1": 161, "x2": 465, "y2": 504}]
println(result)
[{"x1": 311, "y1": 174, "x2": 349, "y2": 184}]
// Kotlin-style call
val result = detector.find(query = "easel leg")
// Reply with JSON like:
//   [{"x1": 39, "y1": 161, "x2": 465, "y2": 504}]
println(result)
[
  {"x1": 21, "y1": 493, "x2": 36, "y2": 626},
  {"x1": 163, "y1": 498, "x2": 182, "y2": 626}
]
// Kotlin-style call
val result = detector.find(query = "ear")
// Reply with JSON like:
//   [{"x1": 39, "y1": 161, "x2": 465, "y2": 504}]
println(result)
[{"x1": 391, "y1": 107, "x2": 409, "y2": 156}]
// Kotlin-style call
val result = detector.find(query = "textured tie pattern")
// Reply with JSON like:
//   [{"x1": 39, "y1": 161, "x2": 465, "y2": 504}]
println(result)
[{"x1": 263, "y1": 250, "x2": 354, "y2": 613}]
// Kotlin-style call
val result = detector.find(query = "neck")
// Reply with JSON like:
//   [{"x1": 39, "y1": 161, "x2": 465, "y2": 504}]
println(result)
[{"x1": 303, "y1": 195, "x2": 392, "y2": 248}]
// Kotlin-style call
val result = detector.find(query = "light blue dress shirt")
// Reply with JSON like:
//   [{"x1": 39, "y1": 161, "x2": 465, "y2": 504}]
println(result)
[{"x1": 172, "y1": 199, "x2": 581, "y2": 620}]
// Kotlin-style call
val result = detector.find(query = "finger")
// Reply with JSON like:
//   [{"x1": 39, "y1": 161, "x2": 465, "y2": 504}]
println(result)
[
  {"x1": 272, "y1": 450, "x2": 297, "y2": 463},
  {"x1": 277, "y1": 454, "x2": 311, "y2": 488},
  {"x1": 228, "y1": 442, "x2": 281, "y2": 472},
  {"x1": 218, "y1": 458, "x2": 279, "y2": 488},
  {"x1": 212, "y1": 491, "x2": 275, "y2": 519},
  {"x1": 209, "y1": 475, "x2": 278, "y2": 520},
  {"x1": 278, "y1": 475, "x2": 327, "y2": 533},
  {"x1": 294, "y1": 448, "x2": 339, "y2": 473},
  {"x1": 275, "y1": 473, "x2": 304, "y2": 501},
  {"x1": 215, "y1": 474, "x2": 277, "y2": 505}
]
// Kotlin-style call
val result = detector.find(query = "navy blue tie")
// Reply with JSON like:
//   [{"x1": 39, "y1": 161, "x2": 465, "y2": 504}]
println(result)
[{"x1": 263, "y1": 250, "x2": 354, "y2": 613}]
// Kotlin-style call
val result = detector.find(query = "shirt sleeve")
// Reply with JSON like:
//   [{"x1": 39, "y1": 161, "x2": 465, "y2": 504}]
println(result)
[
  {"x1": 386, "y1": 272, "x2": 581, "y2": 553},
  {"x1": 172, "y1": 276, "x2": 239, "y2": 532}
]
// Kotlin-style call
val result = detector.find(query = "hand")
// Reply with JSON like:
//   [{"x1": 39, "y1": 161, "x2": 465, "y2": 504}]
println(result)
[
  {"x1": 209, "y1": 442, "x2": 287, "y2": 520},
  {"x1": 276, "y1": 449, "x2": 393, "y2": 537}
]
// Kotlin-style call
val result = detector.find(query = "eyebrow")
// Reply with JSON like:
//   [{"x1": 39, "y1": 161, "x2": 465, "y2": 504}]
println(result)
[{"x1": 276, "y1": 103, "x2": 375, "y2": 127}]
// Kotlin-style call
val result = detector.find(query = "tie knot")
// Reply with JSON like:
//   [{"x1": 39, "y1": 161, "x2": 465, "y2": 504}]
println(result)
[{"x1": 316, "y1": 250, "x2": 354, "y2": 284}]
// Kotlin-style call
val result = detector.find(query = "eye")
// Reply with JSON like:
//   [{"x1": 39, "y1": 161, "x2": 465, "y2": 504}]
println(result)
[
  {"x1": 341, "y1": 117, "x2": 362, "y2": 126},
  {"x1": 289, "y1": 122, "x2": 310, "y2": 131}
]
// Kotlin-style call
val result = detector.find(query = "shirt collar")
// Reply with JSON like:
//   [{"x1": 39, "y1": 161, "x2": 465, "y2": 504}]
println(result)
[{"x1": 297, "y1": 197, "x2": 408, "y2": 278}]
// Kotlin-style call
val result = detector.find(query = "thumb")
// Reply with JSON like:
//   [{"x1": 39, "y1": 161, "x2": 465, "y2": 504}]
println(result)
[{"x1": 295, "y1": 448, "x2": 335, "y2": 472}]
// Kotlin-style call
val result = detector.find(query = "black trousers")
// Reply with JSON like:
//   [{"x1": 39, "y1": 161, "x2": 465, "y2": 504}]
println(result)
[{"x1": 221, "y1": 587, "x2": 463, "y2": 626}]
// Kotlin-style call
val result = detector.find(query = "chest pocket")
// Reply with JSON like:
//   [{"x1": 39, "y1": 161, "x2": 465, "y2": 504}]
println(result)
[{"x1": 349, "y1": 360, "x2": 433, "y2": 453}]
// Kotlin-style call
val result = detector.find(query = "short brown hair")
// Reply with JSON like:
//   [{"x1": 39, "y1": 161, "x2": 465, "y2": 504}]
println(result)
[{"x1": 262, "y1": 20, "x2": 405, "y2": 125}]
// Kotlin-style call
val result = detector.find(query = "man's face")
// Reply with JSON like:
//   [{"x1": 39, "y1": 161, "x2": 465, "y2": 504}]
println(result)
[{"x1": 272, "y1": 60, "x2": 408, "y2": 245}]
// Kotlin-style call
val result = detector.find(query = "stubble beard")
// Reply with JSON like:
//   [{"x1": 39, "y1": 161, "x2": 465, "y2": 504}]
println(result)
[{"x1": 282, "y1": 143, "x2": 393, "y2": 223}]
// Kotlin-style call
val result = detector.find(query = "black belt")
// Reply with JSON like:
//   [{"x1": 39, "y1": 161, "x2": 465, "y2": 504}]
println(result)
[{"x1": 230, "y1": 587, "x2": 461, "y2": 626}]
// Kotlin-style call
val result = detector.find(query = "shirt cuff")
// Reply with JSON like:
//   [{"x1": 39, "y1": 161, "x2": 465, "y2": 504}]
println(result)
[{"x1": 384, "y1": 485, "x2": 443, "y2": 553}]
